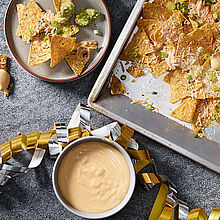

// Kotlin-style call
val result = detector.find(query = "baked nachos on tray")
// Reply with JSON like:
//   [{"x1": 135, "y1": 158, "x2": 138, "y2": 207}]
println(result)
[
  {"x1": 16, "y1": 0, "x2": 100, "y2": 76},
  {"x1": 111, "y1": 0, "x2": 220, "y2": 137}
]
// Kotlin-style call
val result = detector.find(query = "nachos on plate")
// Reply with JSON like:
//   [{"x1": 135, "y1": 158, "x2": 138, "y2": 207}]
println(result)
[
  {"x1": 115, "y1": 0, "x2": 220, "y2": 135},
  {"x1": 16, "y1": 0, "x2": 100, "y2": 76}
]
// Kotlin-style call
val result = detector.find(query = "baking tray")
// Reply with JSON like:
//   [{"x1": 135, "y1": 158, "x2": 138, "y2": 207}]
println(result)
[{"x1": 88, "y1": 0, "x2": 220, "y2": 173}]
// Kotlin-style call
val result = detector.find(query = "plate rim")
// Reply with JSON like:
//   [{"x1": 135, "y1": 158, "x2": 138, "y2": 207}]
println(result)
[{"x1": 4, "y1": 0, "x2": 111, "y2": 82}]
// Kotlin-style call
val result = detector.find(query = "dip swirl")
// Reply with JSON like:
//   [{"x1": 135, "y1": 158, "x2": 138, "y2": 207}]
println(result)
[{"x1": 58, "y1": 141, "x2": 130, "y2": 213}]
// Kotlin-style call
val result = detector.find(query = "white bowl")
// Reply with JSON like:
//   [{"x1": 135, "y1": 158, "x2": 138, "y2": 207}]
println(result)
[{"x1": 52, "y1": 136, "x2": 136, "y2": 219}]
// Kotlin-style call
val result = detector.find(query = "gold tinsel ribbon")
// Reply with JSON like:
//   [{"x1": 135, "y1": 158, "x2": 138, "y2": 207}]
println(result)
[
  {"x1": 115, "y1": 125, "x2": 220, "y2": 220},
  {"x1": 0, "y1": 123, "x2": 219, "y2": 219}
]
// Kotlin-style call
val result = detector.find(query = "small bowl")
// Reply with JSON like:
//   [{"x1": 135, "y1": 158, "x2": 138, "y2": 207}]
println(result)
[{"x1": 52, "y1": 136, "x2": 136, "y2": 219}]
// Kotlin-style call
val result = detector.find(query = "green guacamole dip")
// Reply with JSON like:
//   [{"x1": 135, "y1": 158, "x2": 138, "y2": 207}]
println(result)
[
  {"x1": 75, "y1": 8, "x2": 101, "y2": 26},
  {"x1": 55, "y1": 2, "x2": 75, "y2": 24}
]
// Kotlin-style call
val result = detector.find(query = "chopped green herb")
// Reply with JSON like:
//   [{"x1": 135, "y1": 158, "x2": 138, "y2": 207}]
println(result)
[
  {"x1": 181, "y1": 8, "x2": 189, "y2": 14},
  {"x1": 194, "y1": 134, "x2": 199, "y2": 138},
  {"x1": 120, "y1": 75, "x2": 126, "y2": 80},
  {"x1": 166, "y1": 2, "x2": 176, "y2": 11},
  {"x1": 187, "y1": 75, "x2": 192, "y2": 81},
  {"x1": 196, "y1": 72, "x2": 202, "y2": 78},
  {"x1": 217, "y1": 103, "x2": 220, "y2": 108},
  {"x1": 211, "y1": 85, "x2": 219, "y2": 91},
  {"x1": 213, "y1": 11, "x2": 218, "y2": 20},
  {"x1": 192, "y1": 14, "x2": 198, "y2": 20},
  {"x1": 204, "y1": 53, "x2": 210, "y2": 60},
  {"x1": 51, "y1": 20, "x2": 58, "y2": 27},
  {"x1": 160, "y1": 52, "x2": 167, "y2": 61},
  {"x1": 43, "y1": 34, "x2": 48, "y2": 41},
  {"x1": 55, "y1": 28, "x2": 63, "y2": 34},
  {"x1": 176, "y1": 2, "x2": 189, "y2": 15},
  {"x1": 27, "y1": 30, "x2": 37, "y2": 37},
  {"x1": 146, "y1": 104, "x2": 153, "y2": 110},
  {"x1": 212, "y1": 113, "x2": 218, "y2": 120},
  {"x1": 131, "y1": 51, "x2": 138, "y2": 58},
  {"x1": 202, "y1": 0, "x2": 215, "y2": 13},
  {"x1": 208, "y1": 72, "x2": 214, "y2": 81},
  {"x1": 152, "y1": 91, "x2": 158, "y2": 95}
]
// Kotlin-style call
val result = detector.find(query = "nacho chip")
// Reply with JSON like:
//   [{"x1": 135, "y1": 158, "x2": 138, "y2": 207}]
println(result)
[
  {"x1": 110, "y1": 75, "x2": 127, "y2": 95},
  {"x1": 137, "y1": 19, "x2": 165, "y2": 37},
  {"x1": 49, "y1": 34, "x2": 76, "y2": 68},
  {"x1": 152, "y1": 60, "x2": 168, "y2": 78},
  {"x1": 0, "y1": 55, "x2": 7, "y2": 70},
  {"x1": 16, "y1": 4, "x2": 26, "y2": 37},
  {"x1": 53, "y1": 0, "x2": 72, "y2": 12},
  {"x1": 195, "y1": 56, "x2": 220, "y2": 99},
  {"x1": 150, "y1": 11, "x2": 190, "y2": 48},
  {"x1": 192, "y1": 98, "x2": 220, "y2": 133},
  {"x1": 163, "y1": 69, "x2": 203, "y2": 103},
  {"x1": 28, "y1": 34, "x2": 51, "y2": 66},
  {"x1": 175, "y1": 24, "x2": 214, "y2": 71},
  {"x1": 142, "y1": 3, "x2": 172, "y2": 21},
  {"x1": 16, "y1": 0, "x2": 43, "y2": 42},
  {"x1": 65, "y1": 41, "x2": 97, "y2": 75},
  {"x1": 126, "y1": 64, "x2": 146, "y2": 78},
  {"x1": 120, "y1": 28, "x2": 155, "y2": 63},
  {"x1": 188, "y1": 0, "x2": 217, "y2": 30},
  {"x1": 171, "y1": 97, "x2": 199, "y2": 123}
]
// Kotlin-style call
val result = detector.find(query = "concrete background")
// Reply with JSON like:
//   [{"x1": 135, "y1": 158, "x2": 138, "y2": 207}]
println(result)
[{"x1": 0, "y1": 0, "x2": 219, "y2": 219}]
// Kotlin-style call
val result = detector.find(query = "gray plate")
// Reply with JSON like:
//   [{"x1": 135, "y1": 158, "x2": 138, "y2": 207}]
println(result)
[
  {"x1": 88, "y1": 0, "x2": 220, "y2": 173},
  {"x1": 5, "y1": 0, "x2": 111, "y2": 82}
]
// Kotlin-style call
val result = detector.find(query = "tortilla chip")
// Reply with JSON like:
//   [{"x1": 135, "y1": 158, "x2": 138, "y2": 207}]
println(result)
[
  {"x1": 142, "y1": 3, "x2": 172, "y2": 21},
  {"x1": 126, "y1": 64, "x2": 146, "y2": 78},
  {"x1": 53, "y1": 0, "x2": 72, "y2": 12},
  {"x1": 195, "y1": 55, "x2": 220, "y2": 99},
  {"x1": 120, "y1": 28, "x2": 155, "y2": 63},
  {"x1": 49, "y1": 35, "x2": 76, "y2": 68},
  {"x1": 16, "y1": 4, "x2": 26, "y2": 37},
  {"x1": 192, "y1": 99, "x2": 220, "y2": 133},
  {"x1": 110, "y1": 75, "x2": 126, "y2": 95},
  {"x1": 16, "y1": 0, "x2": 43, "y2": 42},
  {"x1": 188, "y1": 0, "x2": 217, "y2": 30},
  {"x1": 175, "y1": 24, "x2": 214, "y2": 71},
  {"x1": 171, "y1": 97, "x2": 199, "y2": 123},
  {"x1": 0, "y1": 55, "x2": 7, "y2": 70},
  {"x1": 163, "y1": 69, "x2": 203, "y2": 103},
  {"x1": 150, "y1": 11, "x2": 189, "y2": 48},
  {"x1": 152, "y1": 60, "x2": 168, "y2": 78},
  {"x1": 65, "y1": 41, "x2": 97, "y2": 75},
  {"x1": 28, "y1": 34, "x2": 51, "y2": 66},
  {"x1": 137, "y1": 19, "x2": 165, "y2": 37}
]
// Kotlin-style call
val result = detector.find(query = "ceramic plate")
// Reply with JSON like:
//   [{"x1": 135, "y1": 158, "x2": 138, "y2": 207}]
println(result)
[{"x1": 5, "y1": 0, "x2": 111, "y2": 82}]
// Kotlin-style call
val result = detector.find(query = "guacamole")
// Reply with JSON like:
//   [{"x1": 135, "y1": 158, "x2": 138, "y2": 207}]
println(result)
[
  {"x1": 75, "y1": 8, "x2": 101, "y2": 26},
  {"x1": 55, "y1": 2, "x2": 75, "y2": 24}
]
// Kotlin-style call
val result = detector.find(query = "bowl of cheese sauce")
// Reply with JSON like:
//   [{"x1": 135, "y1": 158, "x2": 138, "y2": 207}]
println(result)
[{"x1": 52, "y1": 136, "x2": 136, "y2": 219}]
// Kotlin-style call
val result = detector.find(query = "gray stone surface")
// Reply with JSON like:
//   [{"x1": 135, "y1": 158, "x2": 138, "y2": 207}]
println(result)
[{"x1": 0, "y1": 0, "x2": 219, "y2": 219}]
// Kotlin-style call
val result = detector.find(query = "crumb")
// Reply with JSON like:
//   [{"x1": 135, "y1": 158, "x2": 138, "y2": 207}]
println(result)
[
  {"x1": 207, "y1": 137, "x2": 213, "y2": 141},
  {"x1": 214, "y1": 130, "x2": 216, "y2": 135},
  {"x1": 131, "y1": 98, "x2": 148, "y2": 105},
  {"x1": 131, "y1": 79, "x2": 135, "y2": 83}
]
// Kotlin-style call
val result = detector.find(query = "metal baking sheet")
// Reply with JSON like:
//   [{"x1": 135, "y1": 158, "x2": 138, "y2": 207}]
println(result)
[{"x1": 88, "y1": 0, "x2": 220, "y2": 173}]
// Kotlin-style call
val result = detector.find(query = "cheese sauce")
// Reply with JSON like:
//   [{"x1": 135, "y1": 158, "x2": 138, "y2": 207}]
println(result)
[{"x1": 58, "y1": 142, "x2": 130, "y2": 213}]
